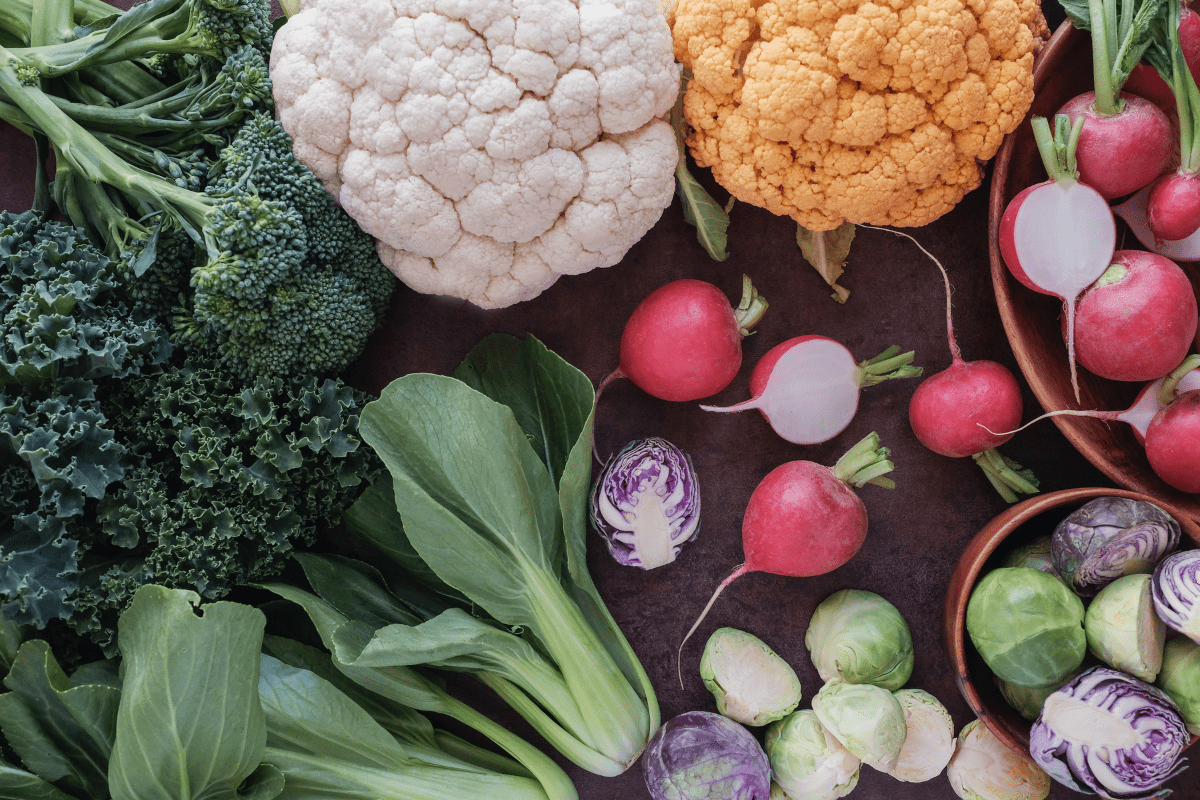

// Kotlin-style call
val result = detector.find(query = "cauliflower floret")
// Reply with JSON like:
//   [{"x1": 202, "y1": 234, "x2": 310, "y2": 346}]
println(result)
[
  {"x1": 670, "y1": 0, "x2": 1047, "y2": 230},
  {"x1": 272, "y1": 0, "x2": 681, "y2": 308}
]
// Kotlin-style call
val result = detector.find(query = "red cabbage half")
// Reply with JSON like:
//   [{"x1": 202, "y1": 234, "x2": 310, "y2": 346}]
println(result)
[
  {"x1": 1029, "y1": 666, "x2": 1189, "y2": 799},
  {"x1": 590, "y1": 437, "x2": 700, "y2": 569},
  {"x1": 1152, "y1": 549, "x2": 1200, "y2": 643},
  {"x1": 642, "y1": 711, "x2": 771, "y2": 800}
]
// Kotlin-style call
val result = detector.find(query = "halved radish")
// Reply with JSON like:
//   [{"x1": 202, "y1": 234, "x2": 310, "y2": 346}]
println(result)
[
  {"x1": 999, "y1": 114, "x2": 1117, "y2": 401},
  {"x1": 699, "y1": 337, "x2": 921, "y2": 445}
]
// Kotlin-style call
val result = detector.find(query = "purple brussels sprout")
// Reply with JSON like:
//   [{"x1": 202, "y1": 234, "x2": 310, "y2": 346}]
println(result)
[
  {"x1": 1050, "y1": 497, "x2": 1181, "y2": 596},
  {"x1": 643, "y1": 711, "x2": 771, "y2": 800},
  {"x1": 590, "y1": 437, "x2": 700, "y2": 569},
  {"x1": 1152, "y1": 549, "x2": 1200, "y2": 643},
  {"x1": 1029, "y1": 666, "x2": 1190, "y2": 800}
]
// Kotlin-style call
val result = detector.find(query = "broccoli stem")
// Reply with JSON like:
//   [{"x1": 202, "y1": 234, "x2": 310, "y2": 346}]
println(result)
[{"x1": 0, "y1": 44, "x2": 213, "y2": 240}]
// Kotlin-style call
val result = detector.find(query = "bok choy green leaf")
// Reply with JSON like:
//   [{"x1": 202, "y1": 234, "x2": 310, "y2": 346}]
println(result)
[{"x1": 267, "y1": 333, "x2": 659, "y2": 780}]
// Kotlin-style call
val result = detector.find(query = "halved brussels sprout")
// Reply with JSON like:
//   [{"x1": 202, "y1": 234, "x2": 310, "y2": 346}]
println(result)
[
  {"x1": 810, "y1": 681, "x2": 906, "y2": 773},
  {"x1": 764, "y1": 709, "x2": 859, "y2": 800},
  {"x1": 997, "y1": 672, "x2": 1076, "y2": 722},
  {"x1": 1157, "y1": 636, "x2": 1200, "y2": 735},
  {"x1": 700, "y1": 628, "x2": 802, "y2": 726},
  {"x1": 966, "y1": 567, "x2": 1086, "y2": 688},
  {"x1": 1083, "y1": 573, "x2": 1166, "y2": 682},
  {"x1": 886, "y1": 689, "x2": 955, "y2": 783},
  {"x1": 804, "y1": 589, "x2": 913, "y2": 691},
  {"x1": 946, "y1": 719, "x2": 1050, "y2": 800}
]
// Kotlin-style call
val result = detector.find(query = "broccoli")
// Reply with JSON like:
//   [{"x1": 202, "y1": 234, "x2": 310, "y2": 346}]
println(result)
[
  {"x1": 11, "y1": 0, "x2": 273, "y2": 77},
  {"x1": 0, "y1": 32, "x2": 395, "y2": 380}
]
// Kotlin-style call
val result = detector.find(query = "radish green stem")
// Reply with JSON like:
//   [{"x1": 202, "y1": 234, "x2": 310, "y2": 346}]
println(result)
[
  {"x1": 1091, "y1": 0, "x2": 1121, "y2": 114},
  {"x1": 1160, "y1": 354, "x2": 1200, "y2": 403},
  {"x1": 732, "y1": 274, "x2": 769, "y2": 334},
  {"x1": 1031, "y1": 114, "x2": 1085, "y2": 183},
  {"x1": 972, "y1": 450, "x2": 1040, "y2": 503},
  {"x1": 1167, "y1": 0, "x2": 1200, "y2": 173},
  {"x1": 858, "y1": 346, "x2": 923, "y2": 386},
  {"x1": 832, "y1": 433, "x2": 895, "y2": 488}
]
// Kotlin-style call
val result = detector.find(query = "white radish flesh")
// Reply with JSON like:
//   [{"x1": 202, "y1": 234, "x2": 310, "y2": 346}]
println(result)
[{"x1": 700, "y1": 337, "x2": 920, "y2": 445}]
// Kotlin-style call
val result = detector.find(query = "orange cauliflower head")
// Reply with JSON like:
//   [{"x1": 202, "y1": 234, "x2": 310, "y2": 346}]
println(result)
[{"x1": 670, "y1": 0, "x2": 1048, "y2": 230}]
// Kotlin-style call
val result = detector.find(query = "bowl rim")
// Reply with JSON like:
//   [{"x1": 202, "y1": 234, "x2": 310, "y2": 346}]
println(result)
[{"x1": 944, "y1": 486, "x2": 1200, "y2": 756}]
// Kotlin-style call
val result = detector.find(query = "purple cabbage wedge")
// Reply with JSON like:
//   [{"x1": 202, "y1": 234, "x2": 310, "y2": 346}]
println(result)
[
  {"x1": 643, "y1": 711, "x2": 770, "y2": 800},
  {"x1": 1152, "y1": 549, "x2": 1200, "y2": 643},
  {"x1": 590, "y1": 437, "x2": 700, "y2": 569},
  {"x1": 1029, "y1": 666, "x2": 1190, "y2": 800},
  {"x1": 1051, "y1": 497, "x2": 1181, "y2": 596}
]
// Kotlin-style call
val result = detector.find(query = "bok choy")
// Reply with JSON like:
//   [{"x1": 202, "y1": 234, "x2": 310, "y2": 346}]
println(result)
[{"x1": 263, "y1": 334, "x2": 660, "y2": 778}]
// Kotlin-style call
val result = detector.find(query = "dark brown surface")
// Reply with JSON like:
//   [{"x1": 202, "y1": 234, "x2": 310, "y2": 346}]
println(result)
[
  {"x1": 945, "y1": 487, "x2": 1200, "y2": 757},
  {"x1": 3, "y1": 1, "x2": 1198, "y2": 799}
]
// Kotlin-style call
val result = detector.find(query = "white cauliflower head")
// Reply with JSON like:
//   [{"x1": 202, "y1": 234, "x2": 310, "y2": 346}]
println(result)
[{"x1": 271, "y1": 0, "x2": 681, "y2": 309}]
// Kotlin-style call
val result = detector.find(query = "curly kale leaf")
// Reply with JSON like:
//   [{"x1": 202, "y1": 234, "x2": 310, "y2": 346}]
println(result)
[
  {"x1": 0, "y1": 210, "x2": 173, "y2": 390},
  {"x1": 51, "y1": 359, "x2": 384, "y2": 652}
]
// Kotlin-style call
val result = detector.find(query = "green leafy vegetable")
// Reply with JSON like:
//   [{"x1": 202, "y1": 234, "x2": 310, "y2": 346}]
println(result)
[
  {"x1": 108, "y1": 585, "x2": 267, "y2": 800},
  {"x1": 796, "y1": 222, "x2": 855, "y2": 303},
  {"x1": 672, "y1": 68, "x2": 731, "y2": 262}
]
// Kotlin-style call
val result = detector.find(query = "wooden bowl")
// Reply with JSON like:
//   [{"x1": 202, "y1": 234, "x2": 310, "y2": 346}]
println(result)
[
  {"x1": 944, "y1": 486, "x2": 1200, "y2": 756},
  {"x1": 988, "y1": 21, "x2": 1200, "y2": 526}
]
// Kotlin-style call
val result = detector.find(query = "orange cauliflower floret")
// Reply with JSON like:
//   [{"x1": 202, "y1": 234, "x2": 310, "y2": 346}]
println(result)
[{"x1": 670, "y1": 0, "x2": 1048, "y2": 230}]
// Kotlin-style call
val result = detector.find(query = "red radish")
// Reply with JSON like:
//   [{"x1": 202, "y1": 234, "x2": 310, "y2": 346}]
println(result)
[
  {"x1": 1120, "y1": 367, "x2": 1200, "y2": 444},
  {"x1": 1055, "y1": 0, "x2": 1174, "y2": 200},
  {"x1": 1146, "y1": 388, "x2": 1200, "y2": 492},
  {"x1": 1147, "y1": 0, "x2": 1200, "y2": 244},
  {"x1": 1113, "y1": 186, "x2": 1200, "y2": 260},
  {"x1": 999, "y1": 114, "x2": 1117, "y2": 401},
  {"x1": 983, "y1": 358, "x2": 1200, "y2": 492},
  {"x1": 676, "y1": 433, "x2": 893, "y2": 682},
  {"x1": 1058, "y1": 92, "x2": 1173, "y2": 200},
  {"x1": 599, "y1": 275, "x2": 768, "y2": 404},
  {"x1": 865, "y1": 226, "x2": 1038, "y2": 503},
  {"x1": 698, "y1": 338, "x2": 921, "y2": 444},
  {"x1": 1069, "y1": 250, "x2": 1199, "y2": 382}
]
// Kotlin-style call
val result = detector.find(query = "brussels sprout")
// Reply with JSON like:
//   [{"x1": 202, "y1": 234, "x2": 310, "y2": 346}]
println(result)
[
  {"x1": 886, "y1": 689, "x2": 955, "y2": 783},
  {"x1": 966, "y1": 567, "x2": 1086, "y2": 688},
  {"x1": 997, "y1": 672, "x2": 1076, "y2": 722},
  {"x1": 1002, "y1": 536, "x2": 1061, "y2": 581},
  {"x1": 1151, "y1": 548, "x2": 1200, "y2": 642},
  {"x1": 1051, "y1": 497, "x2": 1181, "y2": 596},
  {"x1": 804, "y1": 589, "x2": 913, "y2": 691},
  {"x1": 1157, "y1": 636, "x2": 1200, "y2": 735},
  {"x1": 764, "y1": 710, "x2": 860, "y2": 800},
  {"x1": 946, "y1": 719, "x2": 1051, "y2": 800},
  {"x1": 1083, "y1": 573, "x2": 1166, "y2": 682},
  {"x1": 701, "y1": 628, "x2": 802, "y2": 726},
  {"x1": 1030, "y1": 666, "x2": 1189, "y2": 800},
  {"x1": 642, "y1": 711, "x2": 771, "y2": 800},
  {"x1": 590, "y1": 437, "x2": 700, "y2": 569},
  {"x1": 810, "y1": 681, "x2": 906, "y2": 773}
]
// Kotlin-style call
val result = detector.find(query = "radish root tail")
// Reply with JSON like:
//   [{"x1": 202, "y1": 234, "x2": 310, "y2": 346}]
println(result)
[
  {"x1": 977, "y1": 407, "x2": 1122, "y2": 438},
  {"x1": 859, "y1": 224, "x2": 962, "y2": 363},
  {"x1": 676, "y1": 564, "x2": 749, "y2": 690},
  {"x1": 591, "y1": 367, "x2": 625, "y2": 464}
]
